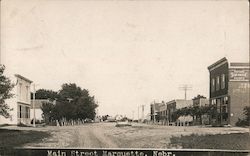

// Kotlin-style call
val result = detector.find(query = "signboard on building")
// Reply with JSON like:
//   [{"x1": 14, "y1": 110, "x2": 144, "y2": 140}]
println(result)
[{"x1": 229, "y1": 69, "x2": 249, "y2": 81}]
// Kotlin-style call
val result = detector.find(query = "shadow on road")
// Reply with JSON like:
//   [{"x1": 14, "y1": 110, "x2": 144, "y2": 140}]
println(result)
[{"x1": 0, "y1": 128, "x2": 51, "y2": 155}]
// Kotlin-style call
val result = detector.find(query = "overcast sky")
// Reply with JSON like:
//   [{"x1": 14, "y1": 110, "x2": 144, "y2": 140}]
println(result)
[{"x1": 1, "y1": 0, "x2": 249, "y2": 118}]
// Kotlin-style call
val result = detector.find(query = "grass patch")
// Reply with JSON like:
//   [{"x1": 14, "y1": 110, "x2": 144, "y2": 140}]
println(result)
[
  {"x1": 170, "y1": 133, "x2": 250, "y2": 150},
  {"x1": 0, "y1": 128, "x2": 51, "y2": 155}
]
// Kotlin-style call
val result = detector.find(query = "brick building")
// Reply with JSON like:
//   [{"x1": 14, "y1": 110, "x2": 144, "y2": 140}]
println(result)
[{"x1": 208, "y1": 57, "x2": 250, "y2": 126}]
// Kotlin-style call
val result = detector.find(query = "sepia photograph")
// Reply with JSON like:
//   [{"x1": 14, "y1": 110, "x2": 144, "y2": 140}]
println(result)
[{"x1": 0, "y1": 0, "x2": 249, "y2": 155}]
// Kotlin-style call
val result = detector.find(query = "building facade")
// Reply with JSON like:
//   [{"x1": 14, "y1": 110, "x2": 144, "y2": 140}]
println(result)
[
  {"x1": 192, "y1": 95, "x2": 209, "y2": 125},
  {"x1": 192, "y1": 95, "x2": 209, "y2": 107},
  {"x1": 208, "y1": 57, "x2": 250, "y2": 126},
  {"x1": 150, "y1": 101, "x2": 165, "y2": 123},
  {"x1": 0, "y1": 74, "x2": 32, "y2": 125},
  {"x1": 166, "y1": 99, "x2": 193, "y2": 125}
]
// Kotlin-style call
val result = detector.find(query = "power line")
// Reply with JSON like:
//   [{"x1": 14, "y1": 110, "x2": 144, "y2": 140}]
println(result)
[{"x1": 179, "y1": 84, "x2": 192, "y2": 100}]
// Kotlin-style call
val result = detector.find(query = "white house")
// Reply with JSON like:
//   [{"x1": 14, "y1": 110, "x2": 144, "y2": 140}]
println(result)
[{"x1": 0, "y1": 74, "x2": 32, "y2": 125}]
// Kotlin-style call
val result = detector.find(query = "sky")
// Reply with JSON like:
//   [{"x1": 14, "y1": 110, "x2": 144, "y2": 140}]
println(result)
[{"x1": 1, "y1": 0, "x2": 249, "y2": 119}]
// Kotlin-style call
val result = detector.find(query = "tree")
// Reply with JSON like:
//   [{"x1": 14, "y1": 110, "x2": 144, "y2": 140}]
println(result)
[
  {"x1": 236, "y1": 106, "x2": 250, "y2": 126},
  {"x1": 0, "y1": 65, "x2": 14, "y2": 118},
  {"x1": 244, "y1": 106, "x2": 250, "y2": 123},
  {"x1": 41, "y1": 102, "x2": 55, "y2": 124},
  {"x1": 40, "y1": 83, "x2": 98, "y2": 125},
  {"x1": 31, "y1": 89, "x2": 58, "y2": 100}
]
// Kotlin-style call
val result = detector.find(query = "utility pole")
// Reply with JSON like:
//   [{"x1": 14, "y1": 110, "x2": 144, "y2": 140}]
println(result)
[
  {"x1": 138, "y1": 105, "x2": 140, "y2": 121},
  {"x1": 32, "y1": 84, "x2": 36, "y2": 127},
  {"x1": 179, "y1": 84, "x2": 192, "y2": 100},
  {"x1": 141, "y1": 104, "x2": 145, "y2": 122},
  {"x1": 153, "y1": 100, "x2": 156, "y2": 123}
]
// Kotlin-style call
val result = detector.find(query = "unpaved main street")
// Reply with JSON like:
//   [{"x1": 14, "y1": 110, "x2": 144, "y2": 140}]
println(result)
[{"x1": 3, "y1": 122, "x2": 249, "y2": 149}]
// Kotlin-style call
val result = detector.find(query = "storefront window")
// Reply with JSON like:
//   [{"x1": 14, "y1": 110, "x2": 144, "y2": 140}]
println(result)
[
  {"x1": 211, "y1": 78, "x2": 215, "y2": 92},
  {"x1": 221, "y1": 74, "x2": 225, "y2": 89},
  {"x1": 216, "y1": 76, "x2": 220, "y2": 91}
]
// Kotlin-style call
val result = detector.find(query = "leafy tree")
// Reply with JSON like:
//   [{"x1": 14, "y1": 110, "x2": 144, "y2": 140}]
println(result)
[
  {"x1": 40, "y1": 83, "x2": 98, "y2": 125},
  {"x1": 244, "y1": 106, "x2": 250, "y2": 123},
  {"x1": 236, "y1": 106, "x2": 250, "y2": 126},
  {"x1": 31, "y1": 89, "x2": 58, "y2": 100},
  {"x1": 41, "y1": 102, "x2": 55, "y2": 124},
  {"x1": 174, "y1": 105, "x2": 215, "y2": 125},
  {"x1": 0, "y1": 65, "x2": 14, "y2": 118}
]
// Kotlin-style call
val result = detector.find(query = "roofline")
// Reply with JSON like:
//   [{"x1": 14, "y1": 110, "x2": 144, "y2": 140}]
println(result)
[
  {"x1": 207, "y1": 57, "x2": 228, "y2": 70},
  {"x1": 229, "y1": 62, "x2": 250, "y2": 68},
  {"x1": 14, "y1": 74, "x2": 33, "y2": 83}
]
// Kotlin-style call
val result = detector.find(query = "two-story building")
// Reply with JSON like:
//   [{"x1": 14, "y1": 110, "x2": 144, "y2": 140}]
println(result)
[
  {"x1": 150, "y1": 101, "x2": 165, "y2": 123},
  {"x1": 192, "y1": 95, "x2": 209, "y2": 125},
  {"x1": 166, "y1": 99, "x2": 193, "y2": 125},
  {"x1": 208, "y1": 57, "x2": 250, "y2": 126},
  {"x1": 0, "y1": 74, "x2": 32, "y2": 125}
]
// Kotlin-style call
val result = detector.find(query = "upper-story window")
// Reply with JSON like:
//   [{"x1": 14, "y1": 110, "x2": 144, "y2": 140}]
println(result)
[
  {"x1": 26, "y1": 86, "x2": 29, "y2": 101},
  {"x1": 19, "y1": 83, "x2": 22, "y2": 100},
  {"x1": 216, "y1": 76, "x2": 220, "y2": 91},
  {"x1": 211, "y1": 78, "x2": 215, "y2": 92},
  {"x1": 221, "y1": 74, "x2": 225, "y2": 89}
]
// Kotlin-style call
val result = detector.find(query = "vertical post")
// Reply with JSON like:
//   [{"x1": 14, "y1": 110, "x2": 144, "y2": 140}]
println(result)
[
  {"x1": 153, "y1": 101, "x2": 156, "y2": 123},
  {"x1": 138, "y1": 105, "x2": 139, "y2": 121},
  {"x1": 33, "y1": 84, "x2": 36, "y2": 127},
  {"x1": 141, "y1": 105, "x2": 145, "y2": 122},
  {"x1": 184, "y1": 88, "x2": 187, "y2": 100}
]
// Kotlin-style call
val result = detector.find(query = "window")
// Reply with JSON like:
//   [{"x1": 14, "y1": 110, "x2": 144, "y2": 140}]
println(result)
[
  {"x1": 25, "y1": 86, "x2": 29, "y2": 101},
  {"x1": 221, "y1": 74, "x2": 225, "y2": 89},
  {"x1": 224, "y1": 97, "x2": 228, "y2": 104},
  {"x1": 17, "y1": 105, "x2": 21, "y2": 118},
  {"x1": 216, "y1": 76, "x2": 220, "y2": 91},
  {"x1": 19, "y1": 83, "x2": 22, "y2": 100},
  {"x1": 211, "y1": 99, "x2": 216, "y2": 105},
  {"x1": 222, "y1": 106, "x2": 227, "y2": 113},
  {"x1": 25, "y1": 107, "x2": 30, "y2": 118},
  {"x1": 211, "y1": 78, "x2": 215, "y2": 92}
]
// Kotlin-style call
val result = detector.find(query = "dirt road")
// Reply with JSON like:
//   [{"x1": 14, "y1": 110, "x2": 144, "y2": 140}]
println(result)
[
  {"x1": 23, "y1": 123, "x2": 119, "y2": 148},
  {"x1": 6, "y1": 122, "x2": 248, "y2": 149}
]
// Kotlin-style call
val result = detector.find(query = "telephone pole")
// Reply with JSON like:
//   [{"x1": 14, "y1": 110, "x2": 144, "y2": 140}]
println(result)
[
  {"x1": 141, "y1": 104, "x2": 145, "y2": 122},
  {"x1": 179, "y1": 84, "x2": 192, "y2": 100},
  {"x1": 32, "y1": 84, "x2": 37, "y2": 127}
]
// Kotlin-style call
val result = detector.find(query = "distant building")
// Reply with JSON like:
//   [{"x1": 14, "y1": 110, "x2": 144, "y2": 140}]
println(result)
[
  {"x1": 208, "y1": 57, "x2": 250, "y2": 126},
  {"x1": 158, "y1": 103, "x2": 167, "y2": 125},
  {"x1": 192, "y1": 95, "x2": 209, "y2": 125},
  {"x1": 192, "y1": 95, "x2": 209, "y2": 107},
  {"x1": 150, "y1": 101, "x2": 165, "y2": 123},
  {"x1": 166, "y1": 99, "x2": 193, "y2": 125},
  {"x1": 0, "y1": 74, "x2": 32, "y2": 125},
  {"x1": 150, "y1": 99, "x2": 193, "y2": 125}
]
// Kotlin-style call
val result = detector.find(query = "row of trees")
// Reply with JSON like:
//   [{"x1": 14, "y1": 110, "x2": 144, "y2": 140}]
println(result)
[
  {"x1": 38, "y1": 84, "x2": 98, "y2": 126},
  {"x1": 172, "y1": 105, "x2": 217, "y2": 125}
]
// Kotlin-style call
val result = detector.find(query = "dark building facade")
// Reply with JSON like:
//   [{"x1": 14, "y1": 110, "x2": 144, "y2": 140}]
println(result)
[
  {"x1": 150, "y1": 102, "x2": 165, "y2": 123},
  {"x1": 208, "y1": 57, "x2": 250, "y2": 126}
]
